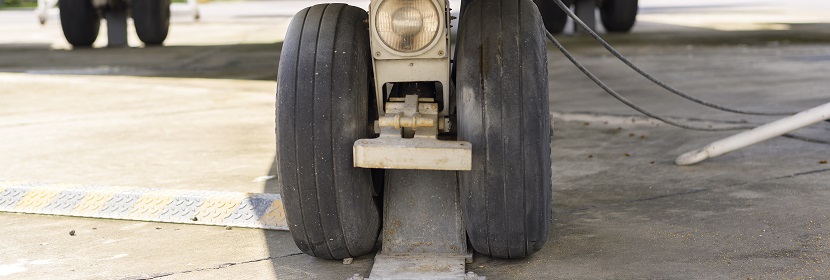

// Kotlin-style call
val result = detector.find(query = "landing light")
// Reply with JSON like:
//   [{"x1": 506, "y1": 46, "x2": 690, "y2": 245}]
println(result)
[{"x1": 375, "y1": 0, "x2": 440, "y2": 53}]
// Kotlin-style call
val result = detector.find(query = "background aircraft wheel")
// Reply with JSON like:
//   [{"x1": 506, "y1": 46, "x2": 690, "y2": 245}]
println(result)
[
  {"x1": 456, "y1": 0, "x2": 552, "y2": 259},
  {"x1": 276, "y1": 4, "x2": 379, "y2": 260},
  {"x1": 534, "y1": 0, "x2": 572, "y2": 34},
  {"x1": 59, "y1": 0, "x2": 100, "y2": 47},
  {"x1": 600, "y1": 0, "x2": 638, "y2": 33},
  {"x1": 131, "y1": 0, "x2": 170, "y2": 45}
]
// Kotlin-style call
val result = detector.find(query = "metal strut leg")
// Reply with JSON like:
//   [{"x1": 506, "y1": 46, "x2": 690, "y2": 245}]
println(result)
[
  {"x1": 366, "y1": 170, "x2": 482, "y2": 280},
  {"x1": 573, "y1": 0, "x2": 596, "y2": 33},
  {"x1": 106, "y1": 8, "x2": 129, "y2": 48}
]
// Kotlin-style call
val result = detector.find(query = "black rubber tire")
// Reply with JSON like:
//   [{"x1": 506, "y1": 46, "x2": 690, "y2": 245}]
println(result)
[
  {"x1": 131, "y1": 0, "x2": 170, "y2": 45},
  {"x1": 276, "y1": 4, "x2": 379, "y2": 260},
  {"x1": 456, "y1": 0, "x2": 552, "y2": 259},
  {"x1": 600, "y1": 0, "x2": 638, "y2": 33},
  {"x1": 59, "y1": 0, "x2": 100, "y2": 47},
  {"x1": 534, "y1": 0, "x2": 573, "y2": 34}
]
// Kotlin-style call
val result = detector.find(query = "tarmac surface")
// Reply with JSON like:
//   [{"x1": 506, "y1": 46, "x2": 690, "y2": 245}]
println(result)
[{"x1": 2, "y1": 0, "x2": 830, "y2": 279}]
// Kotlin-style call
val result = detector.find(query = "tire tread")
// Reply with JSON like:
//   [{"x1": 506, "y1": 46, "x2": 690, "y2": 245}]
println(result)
[
  {"x1": 457, "y1": 0, "x2": 551, "y2": 259},
  {"x1": 59, "y1": 0, "x2": 100, "y2": 47},
  {"x1": 132, "y1": 0, "x2": 170, "y2": 45},
  {"x1": 600, "y1": 0, "x2": 638, "y2": 33},
  {"x1": 277, "y1": 4, "x2": 378, "y2": 260}
]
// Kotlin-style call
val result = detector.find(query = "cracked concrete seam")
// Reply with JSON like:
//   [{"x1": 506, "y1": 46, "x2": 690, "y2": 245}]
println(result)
[
  {"x1": 119, "y1": 252, "x2": 304, "y2": 280},
  {"x1": 563, "y1": 168, "x2": 830, "y2": 214}
]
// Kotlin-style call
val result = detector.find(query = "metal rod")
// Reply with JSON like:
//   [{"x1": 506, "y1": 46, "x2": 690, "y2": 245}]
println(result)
[{"x1": 676, "y1": 101, "x2": 830, "y2": 166}]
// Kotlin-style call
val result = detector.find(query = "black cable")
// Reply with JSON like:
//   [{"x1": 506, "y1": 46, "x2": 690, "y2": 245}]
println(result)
[
  {"x1": 550, "y1": 0, "x2": 800, "y2": 116},
  {"x1": 546, "y1": 31, "x2": 753, "y2": 131},
  {"x1": 548, "y1": 30, "x2": 830, "y2": 143},
  {"x1": 782, "y1": 134, "x2": 830, "y2": 144}
]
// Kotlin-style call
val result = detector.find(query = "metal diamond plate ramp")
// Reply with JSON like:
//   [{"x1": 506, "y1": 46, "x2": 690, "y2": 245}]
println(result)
[{"x1": 0, "y1": 182, "x2": 288, "y2": 230}]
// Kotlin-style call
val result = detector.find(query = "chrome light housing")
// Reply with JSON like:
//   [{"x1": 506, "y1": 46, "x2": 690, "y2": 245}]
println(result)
[
  {"x1": 374, "y1": 0, "x2": 443, "y2": 55},
  {"x1": 368, "y1": 0, "x2": 451, "y2": 116}
]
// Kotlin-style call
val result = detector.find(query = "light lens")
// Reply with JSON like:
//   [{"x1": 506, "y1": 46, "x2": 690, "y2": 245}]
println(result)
[{"x1": 376, "y1": 0, "x2": 440, "y2": 53}]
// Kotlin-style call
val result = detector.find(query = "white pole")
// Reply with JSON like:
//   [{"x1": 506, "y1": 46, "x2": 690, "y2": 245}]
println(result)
[
  {"x1": 189, "y1": 0, "x2": 200, "y2": 21},
  {"x1": 676, "y1": 101, "x2": 830, "y2": 166},
  {"x1": 35, "y1": 0, "x2": 49, "y2": 25}
]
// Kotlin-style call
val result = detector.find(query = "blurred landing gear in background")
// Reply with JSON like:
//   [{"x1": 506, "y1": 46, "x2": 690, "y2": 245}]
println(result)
[
  {"x1": 535, "y1": 0, "x2": 639, "y2": 34},
  {"x1": 54, "y1": 0, "x2": 171, "y2": 48},
  {"x1": 131, "y1": 0, "x2": 171, "y2": 46},
  {"x1": 535, "y1": 0, "x2": 573, "y2": 34},
  {"x1": 58, "y1": 0, "x2": 100, "y2": 47},
  {"x1": 600, "y1": 0, "x2": 639, "y2": 32}
]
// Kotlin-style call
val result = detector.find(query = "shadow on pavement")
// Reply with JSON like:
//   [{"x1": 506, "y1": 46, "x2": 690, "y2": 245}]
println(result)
[
  {"x1": 556, "y1": 22, "x2": 830, "y2": 48},
  {"x1": 0, "y1": 42, "x2": 283, "y2": 81}
]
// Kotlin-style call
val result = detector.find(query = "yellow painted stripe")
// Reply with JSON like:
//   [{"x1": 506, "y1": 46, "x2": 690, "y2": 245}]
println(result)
[
  {"x1": 16, "y1": 187, "x2": 62, "y2": 211},
  {"x1": 73, "y1": 189, "x2": 116, "y2": 215},
  {"x1": 260, "y1": 198, "x2": 287, "y2": 228},
  {"x1": 198, "y1": 193, "x2": 246, "y2": 224},
  {"x1": 127, "y1": 189, "x2": 177, "y2": 219}
]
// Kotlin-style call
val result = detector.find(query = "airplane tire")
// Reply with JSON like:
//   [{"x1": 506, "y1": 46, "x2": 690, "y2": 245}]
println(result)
[
  {"x1": 534, "y1": 0, "x2": 572, "y2": 34},
  {"x1": 276, "y1": 4, "x2": 379, "y2": 260},
  {"x1": 131, "y1": 0, "x2": 170, "y2": 45},
  {"x1": 59, "y1": 0, "x2": 100, "y2": 47},
  {"x1": 600, "y1": 0, "x2": 638, "y2": 33},
  {"x1": 456, "y1": 0, "x2": 552, "y2": 259}
]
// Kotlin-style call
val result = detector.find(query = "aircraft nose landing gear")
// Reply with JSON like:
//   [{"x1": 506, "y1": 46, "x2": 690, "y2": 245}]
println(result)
[{"x1": 276, "y1": 0, "x2": 552, "y2": 278}]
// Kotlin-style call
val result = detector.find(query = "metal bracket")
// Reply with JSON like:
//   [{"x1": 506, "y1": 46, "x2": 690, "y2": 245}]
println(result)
[
  {"x1": 353, "y1": 95, "x2": 471, "y2": 171},
  {"x1": 378, "y1": 95, "x2": 444, "y2": 136}
]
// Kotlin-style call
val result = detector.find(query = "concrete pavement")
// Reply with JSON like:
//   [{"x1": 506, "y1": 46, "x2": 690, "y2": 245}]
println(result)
[{"x1": 2, "y1": 0, "x2": 830, "y2": 279}]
